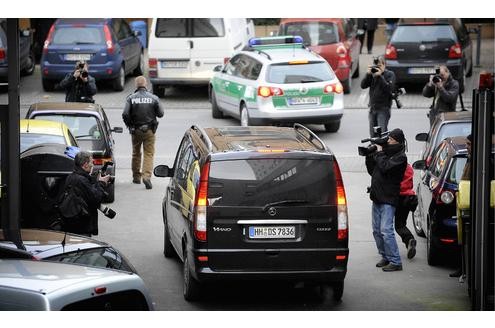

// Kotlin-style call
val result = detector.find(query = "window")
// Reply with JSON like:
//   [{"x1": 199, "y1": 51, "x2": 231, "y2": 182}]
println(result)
[
  {"x1": 281, "y1": 21, "x2": 339, "y2": 46},
  {"x1": 155, "y1": 18, "x2": 187, "y2": 37},
  {"x1": 447, "y1": 156, "x2": 468, "y2": 184},
  {"x1": 20, "y1": 133, "x2": 66, "y2": 153},
  {"x1": 192, "y1": 19, "x2": 225, "y2": 37},
  {"x1": 119, "y1": 20, "x2": 133, "y2": 40},
  {"x1": 155, "y1": 19, "x2": 225, "y2": 38},
  {"x1": 34, "y1": 115, "x2": 102, "y2": 140},
  {"x1": 224, "y1": 55, "x2": 241, "y2": 76},
  {"x1": 430, "y1": 143, "x2": 449, "y2": 177},
  {"x1": 434, "y1": 122, "x2": 471, "y2": 151},
  {"x1": 391, "y1": 25, "x2": 457, "y2": 43},
  {"x1": 52, "y1": 27, "x2": 104, "y2": 45},
  {"x1": 266, "y1": 62, "x2": 335, "y2": 84}
]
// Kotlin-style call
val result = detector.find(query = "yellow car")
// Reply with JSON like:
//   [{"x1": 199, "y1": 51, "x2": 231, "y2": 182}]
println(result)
[{"x1": 20, "y1": 119, "x2": 78, "y2": 153}]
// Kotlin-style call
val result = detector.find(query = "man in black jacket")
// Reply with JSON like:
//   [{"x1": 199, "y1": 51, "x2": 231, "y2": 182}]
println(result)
[
  {"x1": 422, "y1": 65, "x2": 459, "y2": 126},
  {"x1": 361, "y1": 56, "x2": 396, "y2": 137},
  {"x1": 122, "y1": 76, "x2": 164, "y2": 189},
  {"x1": 58, "y1": 60, "x2": 97, "y2": 103},
  {"x1": 365, "y1": 128, "x2": 407, "y2": 272},
  {"x1": 62, "y1": 151, "x2": 109, "y2": 236}
]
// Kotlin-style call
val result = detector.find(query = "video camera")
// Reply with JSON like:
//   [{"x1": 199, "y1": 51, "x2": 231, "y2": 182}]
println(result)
[
  {"x1": 358, "y1": 126, "x2": 390, "y2": 156},
  {"x1": 432, "y1": 68, "x2": 442, "y2": 84},
  {"x1": 392, "y1": 87, "x2": 406, "y2": 109}
]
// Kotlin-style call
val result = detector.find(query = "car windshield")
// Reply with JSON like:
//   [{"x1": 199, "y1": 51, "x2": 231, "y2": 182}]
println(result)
[
  {"x1": 20, "y1": 133, "x2": 66, "y2": 153},
  {"x1": 391, "y1": 25, "x2": 457, "y2": 43},
  {"x1": 35, "y1": 115, "x2": 102, "y2": 140},
  {"x1": 447, "y1": 156, "x2": 468, "y2": 184},
  {"x1": 52, "y1": 27, "x2": 104, "y2": 45},
  {"x1": 266, "y1": 62, "x2": 335, "y2": 84},
  {"x1": 434, "y1": 122, "x2": 471, "y2": 150},
  {"x1": 281, "y1": 22, "x2": 339, "y2": 46}
]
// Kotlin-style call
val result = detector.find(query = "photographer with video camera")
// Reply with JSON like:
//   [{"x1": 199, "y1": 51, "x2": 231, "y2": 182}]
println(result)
[
  {"x1": 361, "y1": 56, "x2": 396, "y2": 137},
  {"x1": 58, "y1": 60, "x2": 97, "y2": 103},
  {"x1": 422, "y1": 65, "x2": 459, "y2": 126},
  {"x1": 363, "y1": 128, "x2": 407, "y2": 272},
  {"x1": 59, "y1": 151, "x2": 110, "y2": 236}
]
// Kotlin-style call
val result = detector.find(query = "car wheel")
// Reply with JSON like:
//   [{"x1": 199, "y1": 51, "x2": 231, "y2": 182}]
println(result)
[
  {"x1": 427, "y1": 218, "x2": 440, "y2": 266},
  {"x1": 352, "y1": 61, "x2": 360, "y2": 78},
  {"x1": 342, "y1": 77, "x2": 351, "y2": 94},
  {"x1": 240, "y1": 104, "x2": 251, "y2": 127},
  {"x1": 113, "y1": 66, "x2": 125, "y2": 91},
  {"x1": 183, "y1": 252, "x2": 201, "y2": 301},
  {"x1": 211, "y1": 89, "x2": 223, "y2": 118},
  {"x1": 21, "y1": 50, "x2": 36, "y2": 76},
  {"x1": 133, "y1": 52, "x2": 145, "y2": 76},
  {"x1": 163, "y1": 215, "x2": 175, "y2": 258},
  {"x1": 332, "y1": 281, "x2": 344, "y2": 302},
  {"x1": 152, "y1": 84, "x2": 165, "y2": 98},
  {"x1": 412, "y1": 205, "x2": 425, "y2": 237},
  {"x1": 42, "y1": 78, "x2": 54, "y2": 91},
  {"x1": 324, "y1": 120, "x2": 341, "y2": 133}
]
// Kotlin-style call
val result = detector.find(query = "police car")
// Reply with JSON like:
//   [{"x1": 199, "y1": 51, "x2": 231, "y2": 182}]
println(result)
[{"x1": 208, "y1": 36, "x2": 344, "y2": 132}]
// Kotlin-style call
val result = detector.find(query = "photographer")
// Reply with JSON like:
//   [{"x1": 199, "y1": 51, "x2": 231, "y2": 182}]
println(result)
[
  {"x1": 365, "y1": 128, "x2": 407, "y2": 272},
  {"x1": 361, "y1": 56, "x2": 396, "y2": 137},
  {"x1": 58, "y1": 60, "x2": 97, "y2": 103},
  {"x1": 422, "y1": 65, "x2": 459, "y2": 126},
  {"x1": 61, "y1": 151, "x2": 110, "y2": 236}
]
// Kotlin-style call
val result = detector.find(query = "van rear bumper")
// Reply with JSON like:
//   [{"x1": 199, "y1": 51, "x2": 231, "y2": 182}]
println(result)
[{"x1": 150, "y1": 77, "x2": 210, "y2": 86}]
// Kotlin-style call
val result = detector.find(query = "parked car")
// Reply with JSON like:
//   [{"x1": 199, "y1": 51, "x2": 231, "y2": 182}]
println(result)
[
  {"x1": 0, "y1": 19, "x2": 36, "y2": 83},
  {"x1": 278, "y1": 18, "x2": 360, "y2": 93},
  {"x1": 148, "y1": 18, "x2": 255, "y2": 97},
  {"x1": 154, "y1": 124, "x2": 349, "y2": 301},
  {"x1": 20, "y1": 119, "x2": 79, "y2": 153},
  {"x1": 0, "y1": 259, "x2": 153, "y2": 310},
  {"x1": 209, "y1": 36, "x2": 344, "y2": 132},
  {"x1": 0, "y1": 228, "x2": 137, "y2": 273},
  {"x1": 41, "y1": 18, "x2": 144, "y2": 91},
  {"x1": 412, "y1": 136, "x2": 468, "y2": 265},
  {"x1": 385, "y1": 19, "x2": 473, "y2": 92},
  {"x1": 415, "y1": 111, "x2": 471, "y2": 166},
  {"x1": 26, "y1": 102, "x2": 123, "y2": 202}
]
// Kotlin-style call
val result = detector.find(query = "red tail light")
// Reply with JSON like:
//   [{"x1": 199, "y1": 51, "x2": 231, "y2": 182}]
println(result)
[
  {"x1": 336, "y1": 44, "x2": 347, "y2": 58},
  {"x1": 385, "y1": 44, "x2": 397, "y2": 60},
  {"x1": 94, "y1": 287, "x2": 107, "y2": 294},
  {"x1": 440, "y1": 238, "x2": 455, "y2": 244},
  {"x1": 194, "y1": 161, "x2": 210, "y2": 241},
  {"x1": 257, "y1": 86, "x2": 284, "y2": 98},
  {"x1": 333, "y1": 160, "x2": 348, "y2": 240},
  {"x1": 43, "y1": 24, "x2": 56, "y2": 54},
  {"x1": 223, "y1": 57, "x2": 230, "y2": 64},
  {"x1": 148, "y1": 58, "x2": 157, "y2": 69},
  {"x1": 103, "y1": 25, "x2": 114, "y2": 55},
  {"x1": 93, "y1": 157, "x2": 112, "y2": 166},
  {"x1": 448, "y1": 43, "x2": 462, "y2": 59},
  {"x1": 0, "y1": 48, "x2": 5, "y2": 60},
  {"x1": 323, "y1": 82, "x2": 343, "y2": 94}
]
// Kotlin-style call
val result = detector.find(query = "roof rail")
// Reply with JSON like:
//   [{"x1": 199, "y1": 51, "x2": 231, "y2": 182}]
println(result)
[
  {"x1": 293, "y1": 123, "x2": 327, "y2": 151},
  {"x1": 191, "y1": 125, "x2": 213, "y2": 152},
  {"x1": 245, "y1": 48, "x2": 272, "y2": 60}
]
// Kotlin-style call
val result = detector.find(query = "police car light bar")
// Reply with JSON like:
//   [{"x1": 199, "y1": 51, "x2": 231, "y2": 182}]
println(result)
[{"x1": 248, "y1": 36, "x2": 304, "y2": 47}]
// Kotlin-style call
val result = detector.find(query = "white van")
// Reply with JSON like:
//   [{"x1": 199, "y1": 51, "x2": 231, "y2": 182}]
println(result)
[{"x1": 148, "y1": 18, "x2": 255, "y2": 97}]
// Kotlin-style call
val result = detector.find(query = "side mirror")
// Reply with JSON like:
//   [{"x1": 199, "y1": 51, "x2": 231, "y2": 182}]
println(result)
[
  {"x1": 415, "y1": 133, "x2": 428, "y2": 142},
  {"x1": 112, "y1": 127, "x2": 123, "y2": 133},
  {"x1": 134, "y1": 30, "x2": 142, "y2": 37},
  {"x1": 154, "y1": 165, "x2": 173, "y2": 178},
  {"x1": 412, "y1": 160, "x2": 427, "y2": 171},
  {"x1": 213, "y1": 65, "x2": 223, "y2": 72}
]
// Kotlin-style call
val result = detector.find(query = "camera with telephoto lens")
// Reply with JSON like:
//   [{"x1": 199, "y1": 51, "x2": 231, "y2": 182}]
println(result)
[
  {"x1": 432, "y1": 68, "x2": 442, "y2": 84},
  {"x1": 391, "y1": 87, "x2": 406, "y2": 109},
  {"x1": 100, "y1": 161, "x2": 115, "y2": 184},
  {"x1": 370, "y1": 57, "x2": 380, "y2": 74},
  {"x1": 358, "y1": 126, "x2": 390, "y2": 156}
]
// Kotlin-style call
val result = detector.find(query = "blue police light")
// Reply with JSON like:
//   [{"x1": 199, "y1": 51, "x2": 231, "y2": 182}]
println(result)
[
  {"x1": 248, "y1": 36, "x2": 304, "y2": 47},
  {"x1": 64, "y1": 146, "x2": 80, "y2": 159}
]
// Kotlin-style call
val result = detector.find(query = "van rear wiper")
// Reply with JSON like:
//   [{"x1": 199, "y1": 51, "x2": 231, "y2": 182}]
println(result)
[{"x1": 263, "y1": 199, "x2": 308, "y2": 211}]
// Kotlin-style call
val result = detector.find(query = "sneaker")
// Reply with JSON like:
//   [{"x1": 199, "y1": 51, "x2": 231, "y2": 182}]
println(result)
[
  {"x1": 382, "y1": 263, "x2": 403, "y2": 272},
  {"x1": 407, "y1": 239, "x2": 417, "y2": 259},
  {"x1": 376, "y1": 259, "x2": 389, "y2": 267},
  {"x1": 133, "y1": 178, "x2": 141, "y2": 184},
  {"x1": 143, "y1": 179, "x2": 152, "y2": 190}
]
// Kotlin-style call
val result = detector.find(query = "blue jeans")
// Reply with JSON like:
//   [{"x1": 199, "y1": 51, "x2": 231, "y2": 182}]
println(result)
[
  {"x1": 372, "y1": 203, "x2": 402, "y2": 265},
  {"x1": 369, "y1": 109, "x2": 390, "y2": 137}
]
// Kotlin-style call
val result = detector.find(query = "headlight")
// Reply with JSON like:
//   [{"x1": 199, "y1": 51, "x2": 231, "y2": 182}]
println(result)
[{"x1": 441, "y1": 190, "x2": 455, "y2": 204}]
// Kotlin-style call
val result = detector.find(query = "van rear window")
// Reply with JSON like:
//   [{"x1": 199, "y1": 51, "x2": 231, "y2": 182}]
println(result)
[
  {"x1": 391, "y1": 25, "x2": 457, "y2": 43},
  {"x1": 155, "y1": 19, "x2": 225, "y2": 38},
  {"x1": 208, "y1": 159, "x2": 335, "y2": 206}
]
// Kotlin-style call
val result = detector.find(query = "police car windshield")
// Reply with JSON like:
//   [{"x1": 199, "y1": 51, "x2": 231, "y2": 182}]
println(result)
[{"x1": 266, "y1": 62, "x2": 335, "y2": 84}]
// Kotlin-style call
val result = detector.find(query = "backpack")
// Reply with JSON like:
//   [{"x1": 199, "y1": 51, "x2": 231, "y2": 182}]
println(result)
[{"x1": 58, "y1": 184, "x2": 89, "y2": 219}]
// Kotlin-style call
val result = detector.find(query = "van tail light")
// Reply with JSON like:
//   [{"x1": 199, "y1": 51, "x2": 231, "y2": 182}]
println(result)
[
  {"x1": 257, "y1": 86, "x2": 284, "y2": 98},
  {"x1": 148, "y1": 58, "x2": 157, "y2": 78},
  {"x1": 336, "y1": 44, "x2": 347, "y2": 58},
  {"x1": 0, "y1": 48, "x2": 5, "y2": 60},
  {"x1": 448, "y1": 43, "x2": 462, "y2": 59},
  {"x1": 333, "y1": 160, "x2": 348, "y2": 240},
  {"x1": 194, "y1": 161, "x2": 210, "y2": 242},
  {"x1": 324, "y1": 82, "x2": 343, "y2": 94},
  {"x1": 385, "y1": 44, "x2": 397, "y2": 60},
  {"x1": 103, "y1": 25, "x2": 115, "y2": 55},
  {"x1": 43, "y1": 24, "x2": 56, "y2": 54}
]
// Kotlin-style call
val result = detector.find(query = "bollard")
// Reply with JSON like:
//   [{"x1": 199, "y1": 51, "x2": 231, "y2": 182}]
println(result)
[{"x1": 475, "y1": 24, "x2": 482, "y2": 67}]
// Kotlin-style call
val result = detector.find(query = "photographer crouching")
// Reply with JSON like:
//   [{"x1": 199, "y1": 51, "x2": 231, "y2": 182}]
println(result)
[
  {"x1": 422, "y1": 65, "x2": 459, "y2": 126},
  {"x1": 58, "y1": 60, "x2": 97, "y2": 103},
  {"x1": 362, "y1": 128, "x2": 407, "y2": 272}
]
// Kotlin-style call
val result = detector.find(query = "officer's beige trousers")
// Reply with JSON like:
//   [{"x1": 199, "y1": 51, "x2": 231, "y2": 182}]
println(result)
[{"x1": 131, "y1": 129, "x2": 156, "y2": 181}]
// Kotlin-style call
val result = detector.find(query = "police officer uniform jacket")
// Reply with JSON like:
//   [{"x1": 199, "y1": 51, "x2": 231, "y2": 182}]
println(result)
[{"x1": 122, "y1": 87, "x2": 164, "y2": 132}]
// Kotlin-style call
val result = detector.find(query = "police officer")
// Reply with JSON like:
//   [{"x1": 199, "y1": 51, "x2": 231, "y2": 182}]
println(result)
[
  {"x1": 58, "y1": 60, "x2": 97, "y2": 103},
  {"x1": 422, "y1": 65, "x2": 459, "y2": 126},
  {"x1": 122, "y1": 76, "x2": 164, "y2": 189}
]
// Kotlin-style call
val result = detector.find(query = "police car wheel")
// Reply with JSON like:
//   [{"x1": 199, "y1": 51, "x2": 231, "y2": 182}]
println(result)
[
  {"x1": 211, "y1": 90, "x2": 223, "y2": 118},
  {"x1": 240, "y1": 105, "x2": 250, "y2": 127},
  {"x1": 324, "y1": 121, "x2": 341, "y2": 133}
]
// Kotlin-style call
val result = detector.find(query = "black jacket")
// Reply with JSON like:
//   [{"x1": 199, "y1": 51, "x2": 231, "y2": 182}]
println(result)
[
  {"x1": 59, "y1": 72, "x2": 97, "y2": 103},
  {"x1": 122, "y1": 87, "x2": 164, "y2": 132},
  {"x1": 361, "y1": 69, "x2": 396, "y2": 111},
  {"x1": 365, "y1": 144, "x2": 407, "y2": 206},
  {"x1": 357, "y1": 18, "x2": 378, "y2": 31},
  {"x1": 422, "y1": 75, "x2": 459, "y2": 112},
  {"x1": 63, "y1": 166, "x2": 106, "y2": 235}
]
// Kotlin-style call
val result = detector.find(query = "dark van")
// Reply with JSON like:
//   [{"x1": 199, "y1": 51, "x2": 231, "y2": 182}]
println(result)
[{"x1": 154, "y1": 124, "x2": 349, "y2": 301}]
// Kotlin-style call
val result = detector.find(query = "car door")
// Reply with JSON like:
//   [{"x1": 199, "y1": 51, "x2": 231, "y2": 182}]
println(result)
[
  {"x1": 214, "y1": 54, "x2": 242, "y2": 115},
  {"x1": 343, "y1": 19, "x2": 360, "y2": 74},
  {"x1": 113, "y1": 19, "x2": 138, "y2": 74}
]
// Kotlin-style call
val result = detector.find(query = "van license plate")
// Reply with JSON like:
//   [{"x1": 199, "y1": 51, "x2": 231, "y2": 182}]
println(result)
[
  {"x1": 161, "y1": 61, "x2": 188, "y2": 68},
  {"x1": 65, "y1": 54, "x2": 91, "y2": 61},
  {"x1": 248, "y1": 226, "x2": 296, "y2": 239},
  {"x1": 288, "y1": 97, "x2": 319, "y2": 105}
]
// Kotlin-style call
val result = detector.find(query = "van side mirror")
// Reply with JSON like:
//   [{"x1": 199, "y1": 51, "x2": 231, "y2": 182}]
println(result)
[
  {"x1": 112, "y1": 127, "x2": 123, "y2": 133},
  {"x1": 213, "y1": 65, "x2": 223, "y2": 72},
  {"x1": 154, "y1": 165, "x2": 173, "y2": 178},
  {"x1": 134, "y1": 30, "x2": 142, "y2": 37},
  {"x1": 415, "y1": 133, "x2": 428, "y2": 142},
  {"x1": 412, "y1": 160, "x2": 427, "y2": 171}
]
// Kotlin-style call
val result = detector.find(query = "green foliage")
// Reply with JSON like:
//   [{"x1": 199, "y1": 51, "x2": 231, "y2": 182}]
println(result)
[{"x1": 252, "y1": 19, "x2": 281, "y2": 26}]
